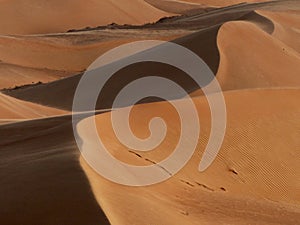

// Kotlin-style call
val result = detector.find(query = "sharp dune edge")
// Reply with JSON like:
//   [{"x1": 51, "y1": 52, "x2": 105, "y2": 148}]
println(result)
[{"x1": 0, "y1": 0, "x2": 299, "y2": 224}]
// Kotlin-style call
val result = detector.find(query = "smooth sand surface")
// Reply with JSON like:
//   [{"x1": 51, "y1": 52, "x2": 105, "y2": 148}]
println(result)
[
  {"x1": 215, "y1": 21, "x2": 300, "y2": 92},
  {"x1": 0, "y1": 0, "x2": 172, "y2": 35},
  {"x1": 145, "y1": 0, "x2": 214, "y2": 14},
  {"x1": 258, "y1": 10, "x2": 300, "y2": 52},
  {"x1": 0, "y1": 30, "x2": 186, "y2": 89},
  {"x1": 181, "y1": 0, "x2": 271, "y2": 7},
  {"x1": 0, "y1": 93, "x2": 66, "y2": 119}
]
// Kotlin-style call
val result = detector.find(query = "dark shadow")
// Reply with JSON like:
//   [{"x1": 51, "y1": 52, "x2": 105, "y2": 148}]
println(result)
[{"x1": 0, "y1": 116, "x2": 110, "y2": 225}]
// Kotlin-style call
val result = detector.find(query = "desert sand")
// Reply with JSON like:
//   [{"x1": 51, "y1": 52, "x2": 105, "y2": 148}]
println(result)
[
  {"x1": 81, "y1": 88, "x2": 300, "y2": 225},
  {"x1": 1, "y1": 0, "x2": 299, "y2": 224},
  {"x1": 0, "y1": 0, "x2": 173, "y2": 35},
  {"x1": 0, "y1": 93, "x2": 66, "y2": 120}
]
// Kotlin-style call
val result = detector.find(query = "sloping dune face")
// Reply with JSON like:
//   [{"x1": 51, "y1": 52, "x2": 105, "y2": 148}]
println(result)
[
  {"x1": 0, "y1": 117, "x2": 110, "y2": 225},
  {"x1": 0, "y1": 0, "x2": 172, "y2": 35},
  {"x1": 216, "y1": 21, "x2": 300, "y2": 91},
  {"x1": 258, "y1": 10, "x2": 300, "y2": 53},
  {"x1": 181, "y1": 0, "x2": 270, "y2": 7},
  {"x1": 0, "y1": 30, "x2": 186, "y2": 89},
  {"x1": 0, "y1": 93, "x2": 65, "y2": 119},
  {"x1": 79, "y1": 89, "x2": 300, "y2": 225}
]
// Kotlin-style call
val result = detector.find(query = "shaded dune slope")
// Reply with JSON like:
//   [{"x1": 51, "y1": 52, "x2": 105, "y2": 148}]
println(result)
[{"x1": 0, "y1": 116, "x2": 110, "y2": 225}]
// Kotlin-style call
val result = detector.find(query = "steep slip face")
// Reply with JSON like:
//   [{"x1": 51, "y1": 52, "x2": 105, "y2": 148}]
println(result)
[
  {"x1": 79, "y1": 89, "x2": 300, "y2": 225},
  {"x1": 0, "y1": 116, "x2": 111, "y2": 225},
  {"x1": 0, "y1": 0, "x2": 172, "y2": 35}
]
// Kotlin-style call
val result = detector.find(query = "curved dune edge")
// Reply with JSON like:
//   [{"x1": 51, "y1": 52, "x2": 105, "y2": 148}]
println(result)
[
  {"x1": 2, "y1": 12, "x2": 280, "y2": 110},
  {"x1": 0, "y1": 93, "x2": 67, "y2": 119},
  {"x1": 79, "y1": 88, "x2": 300, "y2": 225},
  {"x1": 144, "y1": 0, "x2": 214, "y2": 14},
  {"x1": 188, "y1": 19, "x2": 300, "y2": 97},
  {"x1": 0, "y1": 31, "x2": 185, "y2": 90},
  {"x1": 217, "y1": 20, "x2": 300, "y2": 89},
  {"x1": 0, "y1": 0, "x2": 173, "y2": 35},
  {"x1": 0, "y1": 116, "x2": 110, "y2": 224},
  {"x1": 1, "y1": 0, "x2": 294, "y2": 92}
]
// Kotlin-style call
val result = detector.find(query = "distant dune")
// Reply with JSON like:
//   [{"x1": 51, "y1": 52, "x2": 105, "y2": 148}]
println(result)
[
  {"x1": 181, "y1": 0, "x2": 270, "y2": 7},
  {"x1": 4, "y1": 1, "x2": 300, "y2": 110},
  {"x1": 0, "y1": 0, "x2": 173, "y2": 35}
]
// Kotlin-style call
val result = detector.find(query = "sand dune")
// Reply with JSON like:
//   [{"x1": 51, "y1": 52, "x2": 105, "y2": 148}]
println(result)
[
  {"x1": 0, "y1": 62, "x2": 71, "y2": 90},
  {"x1": 181, "y1": 0, "x2": 270, "y2": 7},
  {"x1": 1, "y1": 0, "x2": 300, "y2": 224},
  {"x1": 79, "y1": 88, "x2": 300, "y2": 225},
  {"x1": 145, "y1": 0, "x2": 214, "y2": 14},
  {"x1": 0, "y1": 30, "x2": 186, "y2": 89},
  {"x1": 4, "y1": 2, "x2": 297, "y2": 110},
  {"x1": 0, "y1": 0, "x2": 172, "y2": 35},
  {"x1": 258, "y1": 10, "x2": 300, "y2": 52},
  {"x1": 1, "y1": 0, "x2": 291, "y2": 91},
  {"x1": 0, "y1": 116, "x2": 110, "y2": 225},
  {"x1": 215, "y1": 21, "x2": 300, "y2": 92},
  {"x1": 0, "y1": 93, "x2": 66, "y2": 119}
]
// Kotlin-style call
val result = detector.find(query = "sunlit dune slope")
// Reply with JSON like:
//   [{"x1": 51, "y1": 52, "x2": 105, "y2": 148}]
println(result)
[
  {"x1": 0, "y1": 62, "x2": 71, "y2": 90},
  {"x1": 181, "y1": 0, "x2": 271, "y2": 7},
  {"x1": 0, "y1": 30, "x2": 185, "y2": 89},
  {"x1": 80, "y1": 88, "x2": 300, "y2": 225},
  {"x1": 0, "y1": 0, "x2": 172, "y2": 35},
  {"x1": 144, "y1": 0, "x2": 214, "y2": 14},
  {"x1": 0, "y1": 93, "x2": 66, "y2": 119},
  {"x1": 215, "y1": 21, "x2": 300, "y2": 92},
  {"x1": 258, "y1": 10, "x2": 300, "y2": 53}
]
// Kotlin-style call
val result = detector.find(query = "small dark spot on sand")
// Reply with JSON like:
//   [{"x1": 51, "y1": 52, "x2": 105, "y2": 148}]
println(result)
[
  {"x1": 220, "y1": 187, "x2": 226, "y2": 192},
  {"x1": 229, "y1": 168, "x2": 238, "y2": 175}
]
